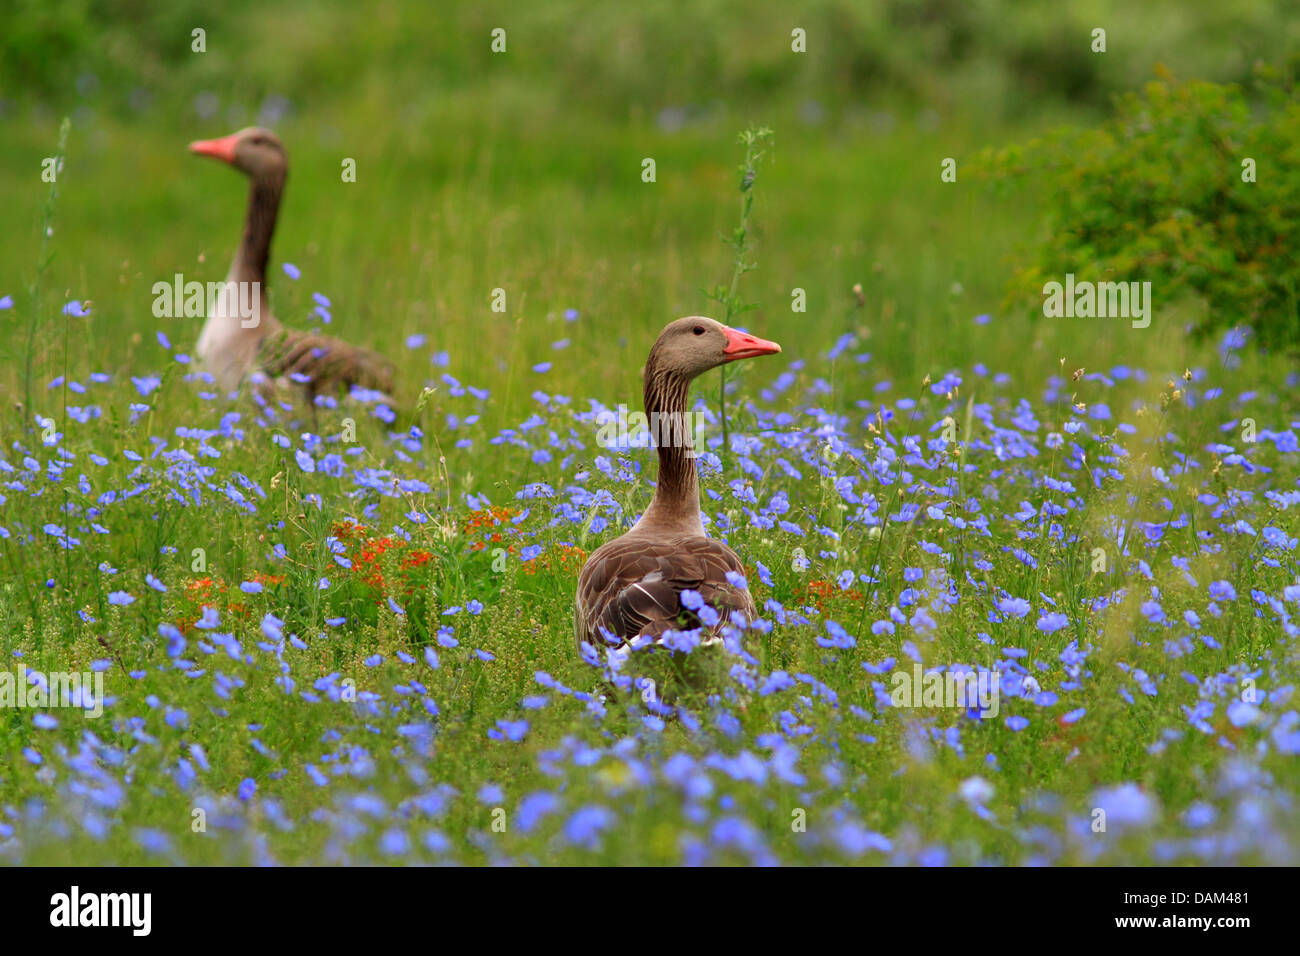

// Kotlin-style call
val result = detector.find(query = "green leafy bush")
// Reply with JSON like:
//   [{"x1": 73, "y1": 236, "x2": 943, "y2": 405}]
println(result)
[{"x1": 983, "y1": 68, "x2": 1300, "y2": 350}]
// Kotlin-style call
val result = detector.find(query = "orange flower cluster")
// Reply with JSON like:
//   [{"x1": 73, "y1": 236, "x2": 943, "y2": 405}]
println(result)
[
  {"x1": 182, "y1": 576, "x2": 227, "y2": 629},
  {"x1": 185, "y1": 575, "x2": 225, "y2": 603},
  {"x1": 521, "y1": 543, "x2": 587, "y2": 576},
  {"x1": 796, "y1": 578, "x2": 865, "y2": 613},
  {"x1": 333, "y1": 523, "x2": 435, "y2": 596},
  {"x1": 331, "y1": 520, "x2": 370, "y2": 543},
  {"x1": 463, "y1": 506, "x2": 523, "y2": 553},
  {"x1": 179, "y1": 570, "x2": 284, "y2": 629},
  {"x1": 462, "y1": 506, "x2": 521, "y2": 531}
]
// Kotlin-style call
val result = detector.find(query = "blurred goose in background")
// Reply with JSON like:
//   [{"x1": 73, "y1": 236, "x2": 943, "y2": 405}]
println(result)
[
  {"x1": 575, "y1": 316, "x2": 781, "y2": 656},
  {"x1": 189, "y1": 127, "x2": 394, "y2": 403}
]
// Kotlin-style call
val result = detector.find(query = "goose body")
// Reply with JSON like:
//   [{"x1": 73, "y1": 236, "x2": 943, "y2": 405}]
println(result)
[
  {"x1": 576, "y1": 530, "x2": 755, "y2": 649},
  {"x1": 189, "y1": 128, "x2": 394, "y2": 401},
  {"x1": 575, "y1": 316, "x2": 781, "y2": 654}
]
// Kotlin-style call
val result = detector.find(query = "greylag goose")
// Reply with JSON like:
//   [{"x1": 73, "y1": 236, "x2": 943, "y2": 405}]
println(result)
[
  {"x1": 189, "y1": 127, "x2": 394, "y2": 402},
  {"x1": 575, "y1": 316, "x2": 781, "y2": 656}
]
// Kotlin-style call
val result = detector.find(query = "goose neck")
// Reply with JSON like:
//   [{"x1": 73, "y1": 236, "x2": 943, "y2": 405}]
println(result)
[
  {"x1": 234, "y1": 172, "x2": 285, "y2": 284},
  {"x1": 639, "y1": 363, "x2": 702, "y2": 532}
]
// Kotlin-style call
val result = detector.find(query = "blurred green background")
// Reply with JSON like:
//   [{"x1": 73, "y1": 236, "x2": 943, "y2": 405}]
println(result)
[{"x1": 2, "y1": 0, "x2": 1298, "y2": 428}]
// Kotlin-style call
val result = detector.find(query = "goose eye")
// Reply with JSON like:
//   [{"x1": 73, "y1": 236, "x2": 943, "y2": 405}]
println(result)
[{"x1": 692, "y1": 326, "x2": 705, "y2": 336}]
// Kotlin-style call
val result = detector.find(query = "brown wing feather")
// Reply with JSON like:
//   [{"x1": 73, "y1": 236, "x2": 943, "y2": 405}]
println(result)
[
  {"x1": 258, "y1": 327, "x2": 395, "y2": 401},
  {"x1": 575, "y1": 532, "x2": 757, "y2": 652}
]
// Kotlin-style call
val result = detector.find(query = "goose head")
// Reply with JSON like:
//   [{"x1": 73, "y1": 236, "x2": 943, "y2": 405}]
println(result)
[
  {"x1": 189, "y1": 127, "x2": 287, "y2": 180},
  {"x1": 646, "y1": 316, "x2": 781, "y2": 382}
]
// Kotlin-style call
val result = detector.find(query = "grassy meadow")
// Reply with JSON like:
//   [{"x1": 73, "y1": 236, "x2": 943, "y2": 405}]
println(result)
[{"x1": 1, "y1": 1, "x2": 1298, "y2": 865}]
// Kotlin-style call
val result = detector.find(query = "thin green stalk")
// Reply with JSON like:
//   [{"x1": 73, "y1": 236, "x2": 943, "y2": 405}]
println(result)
[
  {"x1": 708, "y1": 126, "x2": 773, "y2": 472},
  {"x1": 23, "y1": 118, "x2": 71, "y2": 428}
]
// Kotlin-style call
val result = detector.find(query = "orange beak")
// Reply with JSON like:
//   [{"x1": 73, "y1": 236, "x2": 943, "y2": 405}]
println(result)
[
  {"x1": 721, "y1": 326, "x2": 782, "y2": 361},
  {"x1": 189, "y1": 133, "x2": 240, "y2": 164}
]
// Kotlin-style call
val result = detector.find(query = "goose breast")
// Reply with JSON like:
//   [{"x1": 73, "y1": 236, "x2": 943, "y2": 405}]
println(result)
[{"x1": 575, "y1": 532, "x2": 756, "y2": 652}]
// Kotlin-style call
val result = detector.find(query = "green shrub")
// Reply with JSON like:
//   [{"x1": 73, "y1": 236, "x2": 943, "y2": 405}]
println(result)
[{"x1": 982, "y1": 68, "x2": 1300, "y2": 350}]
